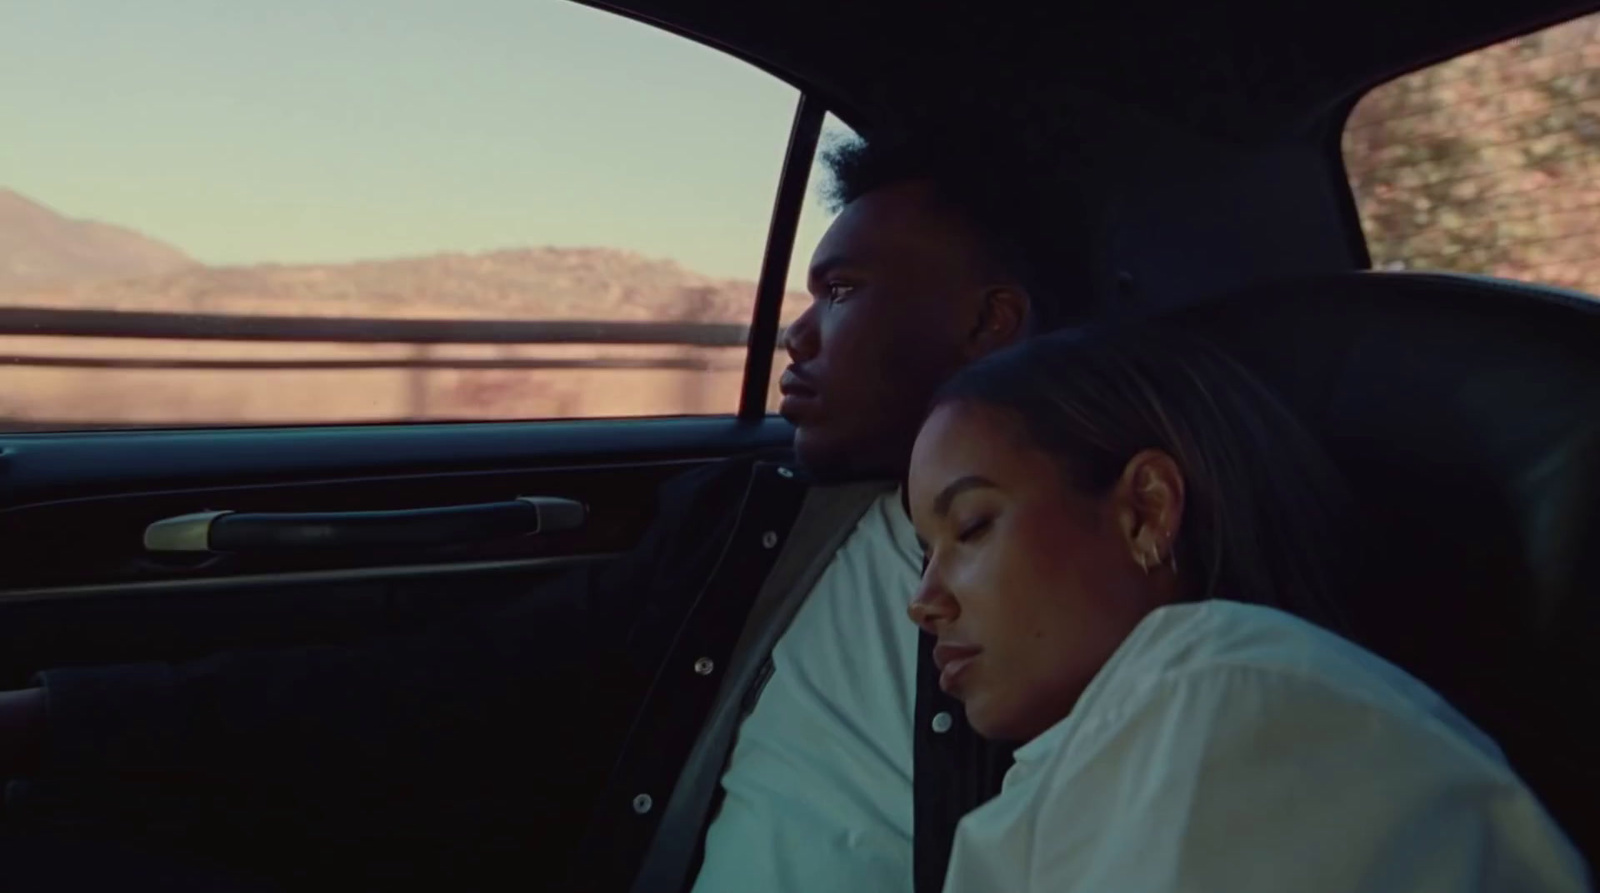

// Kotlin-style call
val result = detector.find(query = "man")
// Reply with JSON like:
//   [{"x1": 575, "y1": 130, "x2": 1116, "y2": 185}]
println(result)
[
  {"x1": 678, "y1": 137, "x2": 1088, "y2": 893},
  {"x1": 0, "y1": 134, "x2": 1094, "y2": 893}
]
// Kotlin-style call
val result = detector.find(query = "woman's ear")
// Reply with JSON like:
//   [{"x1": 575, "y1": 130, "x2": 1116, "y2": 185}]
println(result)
[
  {"x1": 1113, "y1": 449, "x2": 1186, "y2": 574},
  {"x1": 965, "y1": 285, "x2": 1031, "y2": 359}
]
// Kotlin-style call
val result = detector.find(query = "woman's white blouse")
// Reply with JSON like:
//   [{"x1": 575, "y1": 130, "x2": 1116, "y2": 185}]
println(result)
[{"x1": 941, "y1": 600, "x2": 1590, "y2": 893}]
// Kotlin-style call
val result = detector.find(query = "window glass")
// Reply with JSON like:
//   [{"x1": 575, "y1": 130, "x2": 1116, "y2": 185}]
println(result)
[
  {"x1": 1343, "y1": 13, "x2": 1600, "y2": 295},
  {"x1": 0, "y1": 0, "x2": 798, "y2": 430},
  {"x1": 767, "y1": 115, "x2": 863, "y2": 411}
]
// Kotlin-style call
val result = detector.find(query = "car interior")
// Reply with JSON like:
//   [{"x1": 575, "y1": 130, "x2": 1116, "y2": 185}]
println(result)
[{"x1": 0, "y1": 0, "x2": 1596, "y2": 886}]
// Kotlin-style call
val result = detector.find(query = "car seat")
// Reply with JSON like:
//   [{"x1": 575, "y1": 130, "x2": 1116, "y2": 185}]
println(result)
[{"x1": 1171, "y1": 271, "x2": 1599, "y2": 863}]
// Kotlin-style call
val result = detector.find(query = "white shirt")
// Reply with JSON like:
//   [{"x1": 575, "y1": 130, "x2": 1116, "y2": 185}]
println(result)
[
  {"x1": 943, "y1": 600, "x2": 1591, "y2": 893},
  {"x1": 690, "y1": 489, "x2": 923, "y2": 893}
]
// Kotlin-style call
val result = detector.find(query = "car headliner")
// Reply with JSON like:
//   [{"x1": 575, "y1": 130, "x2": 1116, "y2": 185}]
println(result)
[{"x1": 586, "y1": 0, "x2": 1600, "y2": 140}]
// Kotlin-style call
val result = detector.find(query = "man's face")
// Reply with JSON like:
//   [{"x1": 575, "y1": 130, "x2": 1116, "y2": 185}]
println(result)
[{"x1": 779, "y1": 180, "x2": 1015, "y2": 478}]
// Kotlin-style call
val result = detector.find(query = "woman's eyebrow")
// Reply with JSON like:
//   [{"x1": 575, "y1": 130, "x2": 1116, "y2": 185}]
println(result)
[{"x1": 933, "y1": 475, "x2": 999, "y2": 517}]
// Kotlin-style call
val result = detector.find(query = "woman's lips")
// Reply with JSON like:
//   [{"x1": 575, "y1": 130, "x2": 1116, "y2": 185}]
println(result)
[{"x1": 933, "y1": 642, "x2": 982, "y2": 694}]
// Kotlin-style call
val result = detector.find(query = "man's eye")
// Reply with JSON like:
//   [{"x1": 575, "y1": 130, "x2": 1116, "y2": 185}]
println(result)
[
  {"x1": 956, "y1": 517, "x2": 993, "y2": 543},
  {"x1": 825, "y1": 282, "x2": 857, "y2": 304}
]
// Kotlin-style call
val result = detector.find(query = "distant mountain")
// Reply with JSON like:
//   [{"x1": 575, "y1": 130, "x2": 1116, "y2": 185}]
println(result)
[
  {"x1": 0, "y1": 189, "x2": 197, "y2": 292},
  {"x1": 0, "y1": 189, "x2": 795, "y2": 323},
  {"x1": 13, "y1": 246, "x2": 773, "y2": 323}
]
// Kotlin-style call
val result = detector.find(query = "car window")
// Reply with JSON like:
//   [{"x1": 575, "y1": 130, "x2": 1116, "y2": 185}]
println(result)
[
  {"x1": 1342, "y1": 12, "x2": 1600, "y2": 295},
  {"x1": 766, "y1": 115, "x2": 863, "y2": 411},
  {"x1": 0, "y1": 0, "x2": 802, "y2": 431}
]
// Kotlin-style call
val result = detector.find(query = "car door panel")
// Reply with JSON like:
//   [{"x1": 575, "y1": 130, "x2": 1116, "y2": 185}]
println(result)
[{"x1": 0, "y1": 415, "x2": 792, "y2": 684}]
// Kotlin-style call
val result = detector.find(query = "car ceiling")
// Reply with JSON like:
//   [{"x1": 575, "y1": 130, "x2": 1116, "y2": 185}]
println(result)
[
  {"x1": 580, "y1": 0, "x2": 1600, "y2": 319},
  {"x1": 591, "y1": 0, "x2": 1600, "y2": 141}
]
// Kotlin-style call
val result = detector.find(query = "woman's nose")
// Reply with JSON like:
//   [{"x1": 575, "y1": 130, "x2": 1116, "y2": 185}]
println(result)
[{"x1": 907, "y1": 576, "x2": 960, "y2": 634}]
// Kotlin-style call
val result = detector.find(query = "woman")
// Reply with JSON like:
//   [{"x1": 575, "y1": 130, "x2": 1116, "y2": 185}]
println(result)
[{"x1": 905, "y1": 325, "x2": 1589, "y2": 893}]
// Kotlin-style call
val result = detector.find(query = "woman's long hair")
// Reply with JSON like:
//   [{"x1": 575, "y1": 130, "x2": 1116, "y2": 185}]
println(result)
[{"x1": 933, "y1": 324, "x2": 1351, "y2": 631}]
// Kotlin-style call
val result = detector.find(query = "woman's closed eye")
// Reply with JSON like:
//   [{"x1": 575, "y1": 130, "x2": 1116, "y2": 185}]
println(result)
[{"x1": 956, "y1": 516, "x2": 994, "y2": 543}]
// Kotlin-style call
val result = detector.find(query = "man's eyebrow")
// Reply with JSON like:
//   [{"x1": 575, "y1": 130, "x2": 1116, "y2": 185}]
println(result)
[
  {"x1": 933, "y1": 475, "x2": 999, "y2": 518},
  {"x1": 807, "y1": 253, "x2": 854, "y2": 283}
]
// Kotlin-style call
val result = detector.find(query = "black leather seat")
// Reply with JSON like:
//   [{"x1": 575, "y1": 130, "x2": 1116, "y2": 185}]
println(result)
[{"x1": 1171, "y1": 272, "x2": 1599, "y2": 864}]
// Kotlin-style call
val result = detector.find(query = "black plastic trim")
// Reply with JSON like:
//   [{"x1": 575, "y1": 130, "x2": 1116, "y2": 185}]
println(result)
[
  {"x1": 203, "y1": 500, "x2": 554, "y2": 553},
  {"x1": 739, "y1": 93, "x2": 826, "y2": 419},
  {"x1": 0, "y1": 415, "x2": 795, "y2": 507},
  {"x1": 1324, "y1": 92, "x2": 1374, "y2": 271},
  {"x1": 0, "y1": 553, "x2": 619, "y2": 604}
]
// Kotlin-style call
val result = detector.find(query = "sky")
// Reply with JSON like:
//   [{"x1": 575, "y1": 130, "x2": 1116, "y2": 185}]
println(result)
[{"x1": 0, "y1": 0, "x2": 847, "y2": 289}]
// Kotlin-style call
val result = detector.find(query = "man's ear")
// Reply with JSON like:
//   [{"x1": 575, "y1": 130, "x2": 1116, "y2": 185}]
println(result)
[
  {"x1": 1112, "y1": 449, "x2": 1186, "y2": 573},
  {"x1": 965, "y1": 285, "x2": 1031, "y2": 359}
]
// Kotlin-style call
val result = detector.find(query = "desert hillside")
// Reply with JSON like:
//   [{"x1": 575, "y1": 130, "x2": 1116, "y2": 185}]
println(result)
[
  {"x1": 4, "y1": 244, "x2": 768, "y2": 324},
  {"x1": 0, "y1": 189, "x2": 198, "y2": 293},
  {"x1": 0, "y1": 190, "x2": 801, "y2": 429}
]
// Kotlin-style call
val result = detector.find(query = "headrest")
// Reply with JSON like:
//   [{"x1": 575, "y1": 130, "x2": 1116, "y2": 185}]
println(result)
[{"x1": 1169, "y1": 272, "x2": 1600, "y2": 858}]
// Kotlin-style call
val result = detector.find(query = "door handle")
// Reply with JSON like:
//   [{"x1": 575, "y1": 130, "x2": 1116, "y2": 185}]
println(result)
[{"x1": 143, "y1": 497, "x2": 587, "y2": 553}]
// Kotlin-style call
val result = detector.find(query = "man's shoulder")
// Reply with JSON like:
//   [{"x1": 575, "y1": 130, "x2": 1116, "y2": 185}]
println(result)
[
  {"x1": 660, "y1": 449, "x2": 909, "y2": 512},
  {"x1": 656, "y1": 449, "x2": 797, "y2": 507}
]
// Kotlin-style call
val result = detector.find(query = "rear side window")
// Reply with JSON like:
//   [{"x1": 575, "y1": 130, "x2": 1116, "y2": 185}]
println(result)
[
  {"x1": 1342, "y1": 13, "x2": 1600, "y2": 294},
  {"x1": 0, "y1": 0, "x2": 800, "y2": 431}
]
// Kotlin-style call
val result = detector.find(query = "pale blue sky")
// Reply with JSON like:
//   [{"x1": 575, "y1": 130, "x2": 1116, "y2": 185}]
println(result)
[{"x1": 0, "y1": 0, "x2": 845, "y2": 288}]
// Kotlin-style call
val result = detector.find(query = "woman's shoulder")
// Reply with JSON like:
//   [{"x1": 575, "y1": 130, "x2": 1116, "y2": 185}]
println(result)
[
  {"x1": 1062, "y1": 599, "x2": 1504, "y2": 766},
  {"x1": 1109, "y1": 599, "x2": 1430, "y2": 700},
  {"x1": 995, "y1": 602, "x2": 1588, "y2": 893}
]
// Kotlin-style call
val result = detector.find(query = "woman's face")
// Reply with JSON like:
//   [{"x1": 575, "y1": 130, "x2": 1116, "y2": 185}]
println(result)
[{"x1": 907, "y1": 401, "x2": 1179, "y2": 742}]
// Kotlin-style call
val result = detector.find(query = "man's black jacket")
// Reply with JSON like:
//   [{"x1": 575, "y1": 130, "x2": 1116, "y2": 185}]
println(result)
[{"x1": 11, "y1": 455, "x2": 1013, "y2": 892}]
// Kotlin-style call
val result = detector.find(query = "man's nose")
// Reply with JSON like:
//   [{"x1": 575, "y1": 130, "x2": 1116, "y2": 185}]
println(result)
[
  {"x1": 782, "y1": 301, "x2": 820, "y2": 362},
  {"x1": 907, "y1": 574, "x2": 960, "y2": 635}
]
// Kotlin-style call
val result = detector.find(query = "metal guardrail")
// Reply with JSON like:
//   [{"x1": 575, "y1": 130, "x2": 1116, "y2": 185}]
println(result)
[
  {"x1": 0, "y1": 305, "x2": 779, "y2": 430},
  {"x1": 0, "y1": 306, "x2": 756, "y2": 373},
  {"x1": 0, "y1": 355, "x2": 747, "y2": 371},
  {"x1": 0, "y1": 306, "x2": 751, "y2": 346}
]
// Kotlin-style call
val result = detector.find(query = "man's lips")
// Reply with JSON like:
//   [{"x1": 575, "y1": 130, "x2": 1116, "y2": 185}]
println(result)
[
  {"x1": 778, "y1": 369, "x2": 821, "y2": 418},
  {"x1": 778, "y1": 369, "x2": 818, "y2": 398},
  {"x1": 933, "y1": 642, "x2": 982, "y2": 693}
]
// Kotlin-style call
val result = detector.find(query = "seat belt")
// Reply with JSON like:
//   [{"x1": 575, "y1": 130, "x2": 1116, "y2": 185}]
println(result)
[{"x1": 627, "y1": 480, "x2": 891, "y2": 893}]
